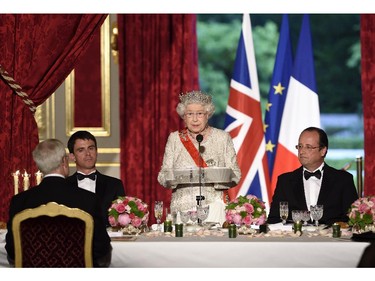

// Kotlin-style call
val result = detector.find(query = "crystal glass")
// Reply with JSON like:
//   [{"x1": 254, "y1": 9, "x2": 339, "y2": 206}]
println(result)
[
  {"x1": 154, "y1": 201, "x2": 163, "y2": 231},
  {"x1": 197, "y1": 205, "x2": 210, "y2": 226},
  {"x1": 310, "y1": 205, "x2": 324, "y2": 228},
  {"x1": 180, "y1": 211, "x2": 190, "y2": 225},
  {"x1": 189, "y1": 209, "x2": 198, "y2": 225},
  {"x1": 279, "y1": 201, "x2": 289, "y2": 225},
  {"x1": 291, "y1": 210, "x2": 303, "y2": 223},
  {"x1": 301, "y1": 210, "x2": 311, "y2": 226}
]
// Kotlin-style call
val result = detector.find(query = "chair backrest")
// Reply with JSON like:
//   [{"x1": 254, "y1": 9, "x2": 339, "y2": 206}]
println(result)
[{"x1": 12, "y1": 202, "x2": 94, "y2": 267}]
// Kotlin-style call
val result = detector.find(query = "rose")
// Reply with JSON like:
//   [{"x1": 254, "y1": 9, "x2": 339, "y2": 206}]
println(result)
[
  {"x1": 348, "y1": 196, "x2": 375, "y2": 230},
  {"x1": 108, "y1": 196, "x2": 149, "y2": 228},
  {"x1": 225, "y1": 195, "x2": 266, "y2": 226}
]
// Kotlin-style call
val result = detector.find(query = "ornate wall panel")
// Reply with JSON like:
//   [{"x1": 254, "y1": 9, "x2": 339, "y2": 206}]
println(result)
[{"x1": 36, "y1": 15, "x2": 121, "y2": 178}]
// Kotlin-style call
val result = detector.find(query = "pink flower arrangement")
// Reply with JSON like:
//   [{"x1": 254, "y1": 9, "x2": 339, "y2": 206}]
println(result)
[
  {"x1": 225, "y1": 194, "x2": 266, "y2": 226},
  {"x1": 108, "y1": 196, "x2": 149, "y2": 228},
  {"x1": 348, "y1": 196, "x2": 375, "y2": 230}
]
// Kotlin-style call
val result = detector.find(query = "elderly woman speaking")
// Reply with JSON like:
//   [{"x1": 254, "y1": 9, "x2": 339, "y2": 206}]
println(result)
[{"x1": 158, "y1": 90, "x2": 241, "y2": 225}]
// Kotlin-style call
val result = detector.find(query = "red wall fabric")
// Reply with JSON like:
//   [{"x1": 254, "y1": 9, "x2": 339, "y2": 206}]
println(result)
[
  {"x1": 117, "y1": 14, "x2": 199, "y2": 224},
  {"x1": 360, "y1": 15, "x2": 375, "y2": 196},
  {"x1": 74, "y1": 29, "x2": 102, "y2": 127},
  {"x1": 0, "y1": 14, "x2": 107, "y2": 222}
]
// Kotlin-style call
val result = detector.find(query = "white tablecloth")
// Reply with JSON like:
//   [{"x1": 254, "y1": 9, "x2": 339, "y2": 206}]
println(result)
[
  {"x1": 0, "y1": 228, "x2": 370, "y2": 268},
  {"x1": 109, "y1": 231, "x2": 369, "y2": 268}
]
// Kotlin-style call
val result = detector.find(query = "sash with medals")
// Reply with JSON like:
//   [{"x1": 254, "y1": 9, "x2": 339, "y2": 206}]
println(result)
[{"x1": 178, "y1": 128, "x2": 208, "y2": 168}]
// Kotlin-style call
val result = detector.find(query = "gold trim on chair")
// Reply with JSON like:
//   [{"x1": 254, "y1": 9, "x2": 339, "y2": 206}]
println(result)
[{"x1": 12, "y1": 202, "x2": 94, "y2": 267}]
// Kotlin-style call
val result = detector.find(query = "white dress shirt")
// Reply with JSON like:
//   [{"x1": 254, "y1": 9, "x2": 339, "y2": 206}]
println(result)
[
  {"x1": 77, "y1": 172, "x2": 96, "y2": 193},
  {"x1": 303, "y1": 163, "x2": 324, "y2": 210}
]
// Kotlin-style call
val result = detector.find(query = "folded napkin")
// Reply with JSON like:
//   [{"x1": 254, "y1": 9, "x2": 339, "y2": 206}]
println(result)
[
  {"x1": 206, "y1": 199, "x2": 226, "y2": 225},
  {"x1": 268, "y1": 222, "x2": 293, "y2": 232}
]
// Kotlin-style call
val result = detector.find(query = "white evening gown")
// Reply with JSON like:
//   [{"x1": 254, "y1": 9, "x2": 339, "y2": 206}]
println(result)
[{"x1": 158, "y1": 127, "x2": 241, "y2": 225}]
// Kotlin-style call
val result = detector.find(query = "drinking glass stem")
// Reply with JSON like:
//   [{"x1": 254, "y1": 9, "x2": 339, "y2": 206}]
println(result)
[{"x1": 157, "y1": 219, "x2": 161, "y2": 230}]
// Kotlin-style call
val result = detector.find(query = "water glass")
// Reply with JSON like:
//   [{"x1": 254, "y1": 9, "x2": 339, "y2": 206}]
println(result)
[{"x1": 292, "y1": 210, "x2": 303, "y2": 223}]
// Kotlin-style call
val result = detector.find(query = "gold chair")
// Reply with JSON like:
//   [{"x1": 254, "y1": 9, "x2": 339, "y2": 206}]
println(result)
[{"x1": 12, "y1": 202, "x2": 94, "y2": 267}]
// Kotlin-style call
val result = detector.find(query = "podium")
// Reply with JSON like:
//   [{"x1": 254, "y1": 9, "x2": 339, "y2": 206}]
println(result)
[{"x1": 164, "y1": 167, "x2": 236, "y2": 188}]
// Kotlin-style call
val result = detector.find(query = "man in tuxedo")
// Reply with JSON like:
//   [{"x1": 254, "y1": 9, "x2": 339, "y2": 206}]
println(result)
[
  {"x1": 5, "y1": 139, "x2": 112, "y2": 267},
  {"x1": 66, "y1": 130, "x2": 125, "y2": 226},
  {"x1": 267, "y1": 127, "x2": 358, "y2": 225}
]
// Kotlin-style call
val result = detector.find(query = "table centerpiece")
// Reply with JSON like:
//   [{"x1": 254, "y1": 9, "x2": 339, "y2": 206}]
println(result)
[
  {"x1": 108, "y1": 196, "x2": 149, "y2": 234},
  {"x1": 225, "y1": 194, "x2": 267, "y2": 233},
  {"x1": 348, "y1": 196, "x2": 375, "y2": 233}
]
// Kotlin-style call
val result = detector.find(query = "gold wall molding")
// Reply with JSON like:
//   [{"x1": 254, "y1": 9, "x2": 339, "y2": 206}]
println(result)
[{"x1": 35, "y1": 95, "x2": 55, "y2": 141}]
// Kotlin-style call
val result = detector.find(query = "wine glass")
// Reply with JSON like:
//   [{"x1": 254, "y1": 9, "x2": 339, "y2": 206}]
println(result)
[
  {"x1": 279, "y1": 201, "x2": 289, "y2": 225},
  {"x1": 197, "y1": 205, "x2": 210, "y2": 226},
  {"x1": 189, "y1": 208, "x2": 198, "y2": 225},
  {"x1": 291, "y1": 210, "x2": 303, "y2": 223},
  {"x1": 154, "y1": 201, "x2": 163, "y2": 231},
  {"x1": 310, "y1": 205, "x2": 324, "y2": 228},
  {"x1": 180, "y1": 211, "x2": 190, "y2": 225},
  {"x1": 301, "y1": 210, "x2": 311, "y2": 226}
]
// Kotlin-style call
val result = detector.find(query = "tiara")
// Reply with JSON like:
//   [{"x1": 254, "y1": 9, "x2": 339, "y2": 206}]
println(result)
[{"x1": 179, "y1": 91, "x2": 212, "y2": 104}]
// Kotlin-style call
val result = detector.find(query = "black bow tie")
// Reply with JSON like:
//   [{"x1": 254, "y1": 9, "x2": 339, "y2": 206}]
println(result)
[
  {"x1": 304, "y1": 170, "x2": 321, "y2": 180},
  {"x1": 77, "y1": 172, "x2": 96, "y2": 181}
]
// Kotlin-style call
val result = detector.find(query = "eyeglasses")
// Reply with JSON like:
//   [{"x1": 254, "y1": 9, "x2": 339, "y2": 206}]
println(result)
[
  {"x1": 184, "y1": 112, "x2": 207, "y2": 119},
  {"x1": 295, "y1": 144, "x2": 321, "y2": 151}
]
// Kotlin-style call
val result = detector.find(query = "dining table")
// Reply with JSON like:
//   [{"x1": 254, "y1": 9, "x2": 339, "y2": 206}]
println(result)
[
  {"x1": 108, "y1": 223, "x2": 370, "y2": 268},
  {"x1": 0, "y1": 224, "x2": 371, "y2": 268}
]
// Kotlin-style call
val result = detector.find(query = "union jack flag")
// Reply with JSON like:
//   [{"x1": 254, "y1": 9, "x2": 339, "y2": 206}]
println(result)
[{"x1": 224, "y1": 14, "x2": 270, "y2": 210}]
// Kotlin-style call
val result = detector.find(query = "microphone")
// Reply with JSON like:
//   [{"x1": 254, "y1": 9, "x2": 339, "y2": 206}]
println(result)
[
  {"x1": 196, "y1": 134, "x2": 203, "y2": 143},
  {"x1": 196, "y1": 133, "x2": 205, "y2": 207}
]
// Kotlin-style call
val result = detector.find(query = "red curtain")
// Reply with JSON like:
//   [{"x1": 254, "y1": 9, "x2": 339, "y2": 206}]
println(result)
[
  {"x1": 118, "y1": 14, "x2": 199, "y2": 224},
  {"x1": 0, "y1": 14, "x2": 107, "y2": 222},
  {"x1": 360, "y1": 15, "x2": 375, "y2": 196}
]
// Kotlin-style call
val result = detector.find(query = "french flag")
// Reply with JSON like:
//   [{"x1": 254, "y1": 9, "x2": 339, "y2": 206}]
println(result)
[
  {"x1": 270, "y1": 14, "x2": 321, "y2": 192},
  {"x1": 224, "y1": 14, "x2": 270, "y2": 210}
]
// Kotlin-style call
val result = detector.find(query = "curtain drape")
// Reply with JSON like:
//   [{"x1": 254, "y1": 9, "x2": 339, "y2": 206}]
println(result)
[
  {"x1": 360, "y1": 14, "x2": 375, "y2": 196},
  {"x1": 0, "y1": 14, "x2": 107, "y2": 222},
  {"x1": 118, "y1": 14, "x2": 199, "y2": 224}
]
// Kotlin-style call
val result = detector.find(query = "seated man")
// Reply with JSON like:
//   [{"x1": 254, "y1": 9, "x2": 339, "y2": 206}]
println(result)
[
  {"x1": 66, "y1": 130, "x2": 125, "y2": 226},
  {"x1": 5, "y1": 139, "x2": 112, "y2": 267},
  {"x1": 267, "y1": 127, "x2": 359, "y2": 226}
]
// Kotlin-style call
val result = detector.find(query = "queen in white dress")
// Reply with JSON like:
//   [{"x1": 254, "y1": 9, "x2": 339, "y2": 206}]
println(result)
[{"x1": 157, "y1": 91, "x2": 241, "y2": 225}]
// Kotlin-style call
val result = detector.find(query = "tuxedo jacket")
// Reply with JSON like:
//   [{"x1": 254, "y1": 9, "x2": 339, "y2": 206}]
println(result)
[
  {"x1": 66, "y1": 171, "x2": 125, "y2": 226},
  {"x1": 5, "y1": 176, "x2": 112, "y2": 267},
  {"x1": 267, "y1": 163, "x2": 359, "y2": 225}
]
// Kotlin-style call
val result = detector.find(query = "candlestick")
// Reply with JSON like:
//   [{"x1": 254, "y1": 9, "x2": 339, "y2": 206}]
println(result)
[
  {"x1": 35, "y1": 170, "x2": 43, "y2": 185},
  {"x1": 12, "y1": 170, "x2": 20, "y2": 195},
  {"x1": 22, "y1": 170, "x2": 30, "y2": 191}
]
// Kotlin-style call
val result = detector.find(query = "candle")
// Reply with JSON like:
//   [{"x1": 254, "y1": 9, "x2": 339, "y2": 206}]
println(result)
[
  {"x1": 164, "y1": 220, "x2": 172, "y2": 232},
  {"x1": 175, "y1": 223, "x2": 183, "y2": 237},
  {"x1": 35, "y1": 170, "x2": 43, "y2": 185},
  {"x1": 22, "y1": 170, "x2": 30, "y2": 191},
  {"x1": 12, "y1": 170, "x2": 20, "y2": 195}
]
